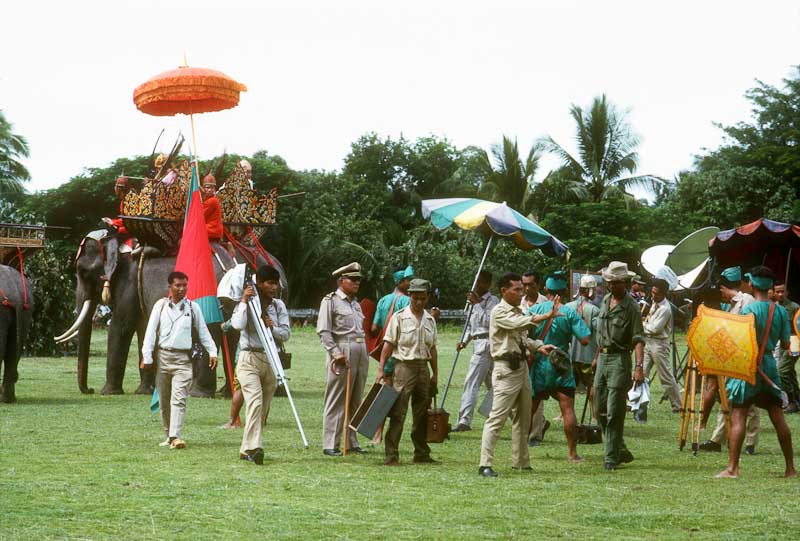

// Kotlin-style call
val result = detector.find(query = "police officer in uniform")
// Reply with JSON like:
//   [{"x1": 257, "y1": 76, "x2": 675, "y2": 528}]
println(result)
[{"x1": 317, "y1": 262, "x2": 369, "y2": 456}]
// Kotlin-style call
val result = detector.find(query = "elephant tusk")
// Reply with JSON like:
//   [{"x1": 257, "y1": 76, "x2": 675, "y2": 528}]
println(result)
[
  {"x1": 54, "y1": 300, "x2": 91, "y2": 341},
  {"x1": 56, "y1": 328, "x2": 81, "y2": 344}
]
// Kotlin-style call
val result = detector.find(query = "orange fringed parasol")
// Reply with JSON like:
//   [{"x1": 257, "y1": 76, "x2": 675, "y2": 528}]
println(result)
[
  {"x1": 686, "y1": 305, "x2": 759, "y2": 385},
  {"x1": 133, "y1": 66, "x2": 247, "y2": 116}
]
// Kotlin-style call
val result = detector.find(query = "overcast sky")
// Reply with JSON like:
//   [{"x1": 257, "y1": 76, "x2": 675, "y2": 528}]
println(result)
[{"x1": 2, "y1": 1, "x2": 799, "y2": 193}]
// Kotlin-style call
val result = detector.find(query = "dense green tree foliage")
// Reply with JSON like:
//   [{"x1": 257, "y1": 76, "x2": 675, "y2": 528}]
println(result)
[{"x1": 0, "y1": 110, "x2": 30, "y2": 194}]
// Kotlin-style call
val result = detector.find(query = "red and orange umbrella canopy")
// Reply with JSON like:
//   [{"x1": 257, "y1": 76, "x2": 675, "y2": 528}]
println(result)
[{"x1": 133, "y1": 66, "x2": 247, "y2": 117}]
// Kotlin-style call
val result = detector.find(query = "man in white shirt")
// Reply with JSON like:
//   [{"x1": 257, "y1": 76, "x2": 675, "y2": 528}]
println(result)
[
  {"x1": 522, "y1": 270, "x2": 549, "y2": 445},
  {"x1": 642, "y1": 278, "x2": 681, "y2": 413},
  {"x1": 231, "y1": 265, "x2": 290, "y2": 465},
  {"x1": 452, "y1": 270, "x2": 500, "y2": 432},
  {"x1": 142, "y1": 271, "x2": 217, "y2": 449}
]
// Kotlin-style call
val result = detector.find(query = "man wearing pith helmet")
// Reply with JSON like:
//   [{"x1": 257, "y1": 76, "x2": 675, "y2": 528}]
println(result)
[{"x1": 317, "y1": 262, "x2": 369, "y2": 457}]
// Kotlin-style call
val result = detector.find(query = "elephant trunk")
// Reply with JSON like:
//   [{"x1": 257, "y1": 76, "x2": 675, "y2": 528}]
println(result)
[{"x1": 76, "y1": 299, "x2": 97, "y2": 394}]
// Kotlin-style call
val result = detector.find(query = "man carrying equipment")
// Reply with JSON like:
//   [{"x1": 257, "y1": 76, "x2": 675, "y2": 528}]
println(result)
[
  {"x1": 716, "y1": 266, "x2": 795, "y2": 478},
  {"x1": 593, "y1": 262, "x2": 645, "y2": 470},
  {"x1": 231, "y1": 265, "x2": 290, "y2": 465},
  {"x1": 376, "y1": 278, "x2": 439, "y2": 466},
  {"x1": 528, "y1": 271, "x2": 591, "y2": 462},
  {"x1": 452, "y1": 270, "x2": 499, "y2": 433},
  {"x1": 565, "y1": 275, "x2": 599, "y2": 399},
  {"x1": 317, "y1": 262, "x2": 369, "y2": 457},
  {"x1": 478, "y1": 272, "x2": 556, "y2": 478},
  {"x1": 371, "y1": 266, "x2": 414, "y2": 376}
]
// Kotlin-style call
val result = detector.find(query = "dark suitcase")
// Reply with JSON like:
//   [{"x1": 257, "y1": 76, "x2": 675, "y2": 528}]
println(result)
[
  {"x1": 576, "y1": 386, "x2": 602, "y2": 444},
  {"x1": 349, "y1": 382, "x2": 399, "y2": 439},
  {"x1": 426, "y1": 407, "x2": 450, "y2": 443}
]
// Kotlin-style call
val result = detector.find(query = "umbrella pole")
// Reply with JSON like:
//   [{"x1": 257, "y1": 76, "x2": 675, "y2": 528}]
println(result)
[
  {"x1": 189, "y1": 112, "x2": 200, "y2": 173},
  {"x1": 440, "y1": 235, "x2": 495, "y2": 410}
]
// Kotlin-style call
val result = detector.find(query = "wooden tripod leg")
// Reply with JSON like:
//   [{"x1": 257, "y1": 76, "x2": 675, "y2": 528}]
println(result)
[
  {"x1": 679, "y1": 359, "x2": 692, "y2": 450},
  {"x1": 688, "y1": 360, "x2": 698, "y2": 454},
  {"x1": 718, "y1": 375, "x2": 731, "y2": 445},
  {"x1": 695, "y1": 374, "x2": 706, "y2": 451}
]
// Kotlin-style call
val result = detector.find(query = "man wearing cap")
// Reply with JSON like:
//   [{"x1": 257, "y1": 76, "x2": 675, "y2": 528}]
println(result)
[
  {"x1": 773, "y1": 281, "x2": 800, "y2": 413},
  {"x1": 716, "y1": 266, "x2": 795, "y2": 478},
  {"x1": 700, "y1": 266, "x2": 760, "y2": 453},
  {"x1": 566, "y1": 275, "x2": 600, "y2": 399},
  {"x1": 630, "y1": 278, "x2": 647, "y2": 306},
  {"x1": 592, "y1": 261, "x2": 645, "y2": 470},
  {"x1": 642, "y1": 278, "x2": 681, "y2": 413},
  {"x1": 201, "y1": 173, "x2": 223, "y2": 244},
  {"x1": 452, "y1": 270, "x2": 499, "y2": 433},
  {"x1": 370, "y1": 265, "x2": 414, "y2": 377},
  {"x1": 376, "y1": 278, "x2": 439, "y2": 465},
  {"x1": 317, "y1": 262, "x2": 369, "y2": 456},
  {"x1": 478, "y1": 272, "x2": 557, "y2": 478},
  {"x1": 522, "y1": 270, "x2": 550, "y2": 446},
  {"x1": 528, "y1": 271, "x2": 591, "y2": 462}
]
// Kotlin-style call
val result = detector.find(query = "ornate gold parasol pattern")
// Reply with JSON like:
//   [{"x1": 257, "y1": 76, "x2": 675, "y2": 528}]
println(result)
[{"x1": 686, "y1": 305, "x2": 758, "y2": 385}]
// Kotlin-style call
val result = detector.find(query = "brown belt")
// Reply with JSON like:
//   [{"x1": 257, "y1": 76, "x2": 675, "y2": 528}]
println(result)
[
  {"x1": 600, "y1": 347, "x2": 629, "y2": 354},
  {"x1": 335, "y1": 337, "x2": 364, "y2": 344}
]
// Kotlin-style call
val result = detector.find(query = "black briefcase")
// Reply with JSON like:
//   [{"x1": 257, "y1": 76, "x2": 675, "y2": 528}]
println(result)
[{"x1": 576, "y1": 387, "x2": 602, "y2": 445}]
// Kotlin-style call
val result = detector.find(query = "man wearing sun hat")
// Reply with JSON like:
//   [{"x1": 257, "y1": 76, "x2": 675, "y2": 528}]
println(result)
[
  {"x1": 317, "y1": 262, "x2": 369, "y2": 457},
  {"x1": 593, "y1": 261, "x2": 645, "y2": 470}
]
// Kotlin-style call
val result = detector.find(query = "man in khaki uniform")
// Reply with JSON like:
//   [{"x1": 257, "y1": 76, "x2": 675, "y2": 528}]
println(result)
[
  {"x1": 642, "y1": 278, "x2": 681, "y2": 413},
  {"x1": 231, "y1": 265, "x2": 289, "y2": 465},
  {"x1": 700, "y1": 266, "x2": 759, "y2": 453},
  {"x1": 377, "y1": 278, "x2": 439, "y2": 465},
  {"x1": 317, "y1": 262, "x2": 369, "y2": 456},
  {"x1": 478, "y1": 272, "x2": 556, "y2": 477}
]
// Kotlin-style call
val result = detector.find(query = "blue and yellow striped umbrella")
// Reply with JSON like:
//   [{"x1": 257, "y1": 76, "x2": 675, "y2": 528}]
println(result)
[{"x1": 421, "y1": 198, "x2": 568, "y2": 256}]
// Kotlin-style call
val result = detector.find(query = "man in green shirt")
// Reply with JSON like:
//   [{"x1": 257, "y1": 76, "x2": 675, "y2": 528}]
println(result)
[
  {"x1": 528, "y1": 271, "x2": 591, "y2": 462},
  {"x1": 592, "y1": 261, "x2": 645, "y2": 470},
  {"x1": 774, "y1": 281, "x2": 800, "y2": 413},
  {"x1": 371, "y1": 266, "x2": 414, "y2": 375}
]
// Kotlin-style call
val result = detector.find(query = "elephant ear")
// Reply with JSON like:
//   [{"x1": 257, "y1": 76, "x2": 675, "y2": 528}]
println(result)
[{"x1": 103, "y1": 236, "x2": 119, "y2": 281}]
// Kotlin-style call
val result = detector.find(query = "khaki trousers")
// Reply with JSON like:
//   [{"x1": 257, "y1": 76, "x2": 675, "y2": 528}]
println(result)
[
  {"x1": 710, "y1": 404, "x2": 760, "y2": 447},
  {"x1": 156, "y1": 349, "x2": 193, "y2": 439},
  {"x1": 456, "y1": 350, "x2": 493, "y2": 428},
  {"x1": 385, "y1": 359, "x2": 431, "y2": 461},
  {"x1": 480, "y1": 361, "x2": 532, "y2": 469},
  {"x1": 238, "y1": 351, "x2": 277, "y2": 454},
  {"x1": 643, "y1": 337, "x2": 681, "y2": 409},
  {"x1": 322, "y1": 341, "x2": 368, "y2": 450}
]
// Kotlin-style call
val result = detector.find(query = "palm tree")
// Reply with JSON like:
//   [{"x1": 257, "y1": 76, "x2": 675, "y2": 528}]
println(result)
[
  {"x1": 544, "y1": 95, "x2": 663, "y2": 203},
  {"x1": 477, "y1": 135, "x2": 540, "y2": 216},
  {"x1": 0, "y1": 111, "x2": 30, "y2": 194}
]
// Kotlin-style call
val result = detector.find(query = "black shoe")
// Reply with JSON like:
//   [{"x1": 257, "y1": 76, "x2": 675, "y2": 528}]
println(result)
[
  {"x1": 413, "y1": 456, "x2": 440, "y2": 464},
  {"x1": 478, "y1": 466, "x2": 498, "y2": 477},
  {"x1": 783, "y1": 402, "x2": 799, "y2": 414},
  {"x1": 451, "y1": 424, "x2": 472, "y2": 433},
  {"x1": 323, "y1": 448, "x2": 342, "y2": 457},
  {"x1": 240, "y1": 448, "x2": 264, "y2": 465},
  {"x1": 511, "y1": 466, "x2": 533, "y2": 471},
  {"x1": 698, "y1": 440, "x2": 722, "y2": 452},
  {"x1": 744, "y1": 445, "x2": 756, "y2": 455},
  {"x1": 619, "y1": 449, "x2": 634, "y2": 464},
  {"x1": 528, "y1": 438, "x2": 542, "y2": 447},
  {"x1": 603, "y1": 461, "x2": 617, "y2": 470},
  {"x1": 351, "y1": 447, "x2": 368, "y2": 455},
  {"x1": 541, "y1": 420, "x2": 551, "y2": 440}
]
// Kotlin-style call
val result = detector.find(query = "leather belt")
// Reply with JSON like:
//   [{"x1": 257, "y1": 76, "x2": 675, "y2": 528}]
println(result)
[
  {"x1": 242, "y1": 347, "x2": 265, "y2": 352},
  {"x1": 472, "y1": 333, "x2": 489, "y2": 340},
  {"x1": 161, "y1": 347, "x2": 190, "y2": 353},
  {"x1": 600, "y1": 347, "x2": 629, "y2": 354},
  {"x1": 335, "y1": 337, "x2": 365, "y2": 343}
]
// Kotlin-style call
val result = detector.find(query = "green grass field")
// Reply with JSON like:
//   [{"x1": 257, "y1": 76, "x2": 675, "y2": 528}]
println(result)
[{"x1": 1, "y1": 326, "x2": 798, "y2": 540}]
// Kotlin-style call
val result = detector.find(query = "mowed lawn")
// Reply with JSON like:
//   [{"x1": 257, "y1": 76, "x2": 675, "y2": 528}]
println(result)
[{"x1": 2, "y1": 326, "x2": 799, "y2": 540}]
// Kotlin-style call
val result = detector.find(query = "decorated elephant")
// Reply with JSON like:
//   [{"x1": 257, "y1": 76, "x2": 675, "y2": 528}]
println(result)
[
  {"x1": 57, "y1": 229, "x2": 286, "y2": 396},
  {"x1": 0, "y1": 264, "x2": 34, "y2": 403}
]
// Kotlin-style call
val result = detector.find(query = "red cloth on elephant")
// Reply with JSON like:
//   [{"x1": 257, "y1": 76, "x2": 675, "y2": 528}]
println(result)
[
  {"x1": 203, "y1": 195, "x2": 223, "y2": 242},
  {"x1": 112, "y1": 200, "x2": 130, "y2": 236}
]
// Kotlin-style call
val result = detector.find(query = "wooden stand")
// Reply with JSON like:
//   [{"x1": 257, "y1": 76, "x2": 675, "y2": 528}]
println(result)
[{"x1": 679, "y1": 356, "x2": 731, "y2": 454}]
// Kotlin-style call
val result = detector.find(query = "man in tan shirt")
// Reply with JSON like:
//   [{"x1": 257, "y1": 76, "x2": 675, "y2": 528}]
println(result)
[
  {"x1": 317, "y1": 262, "x2": 369, "y2": 456},
  {"x1": 377, "y1": 278, "x2": 439, "y2": 465},
  {"x1": 479, "y1": 272, "x2": 557, "y2": 477},
  {"x1": 642, "y1": 278, "x2": 681, "y2": 413}
]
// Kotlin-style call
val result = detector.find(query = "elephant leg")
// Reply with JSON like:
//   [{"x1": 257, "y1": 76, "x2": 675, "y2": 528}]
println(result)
[
  {"x1": 0, "y1": 316, "x2": 14, "y2": 403},
  {"x1": 189, "y1": 322, "x2": 219, "y2": 398},
  {"x1": 134, "y1": 322, "x2": 155, "y2": 395},
  {"x1": 102, "y1": 317, "x2": 136, "y2": 395}
]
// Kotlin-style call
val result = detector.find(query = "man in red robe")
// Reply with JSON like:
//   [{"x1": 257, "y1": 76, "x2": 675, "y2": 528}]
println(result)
[
  {"x1": 201, "y1": 173, "x2": 223, "y2": 244},
  {"x1": 102, "y1": 176, "x2": 131, "y2": 236}
]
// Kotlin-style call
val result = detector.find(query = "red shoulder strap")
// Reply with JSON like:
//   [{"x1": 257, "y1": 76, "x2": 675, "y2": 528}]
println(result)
[
  {"x1": 538, "y1": 302, "x2": 559, "y2": 341},
  {"x1": 756, "y1": 301, "x2": 775, "y2": 366}
]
